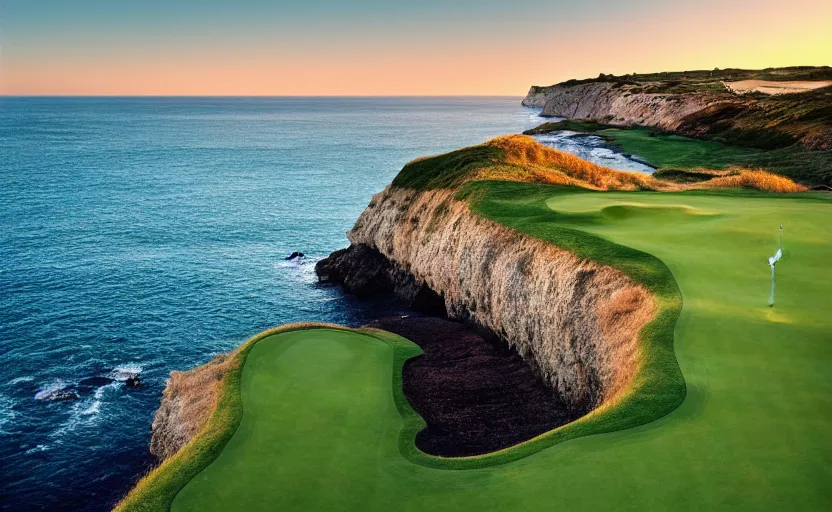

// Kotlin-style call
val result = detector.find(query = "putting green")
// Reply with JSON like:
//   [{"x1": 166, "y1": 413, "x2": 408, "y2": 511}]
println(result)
[{"x1": 168, "y1": 186, "x2": 831, "y2": 511}]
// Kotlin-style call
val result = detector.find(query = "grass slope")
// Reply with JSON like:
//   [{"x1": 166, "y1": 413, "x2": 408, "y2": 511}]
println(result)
[
  {"x1": 136, "y1": 183, "x2": 831, "y2": 511},
  {"x1": 599, "y1": 128, "x2": 762, "y2": 169},
  {"x1": 524, "y1": 122, "x2": 832, "y2": 186}
]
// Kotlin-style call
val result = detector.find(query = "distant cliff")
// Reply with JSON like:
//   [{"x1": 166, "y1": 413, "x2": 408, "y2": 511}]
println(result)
[
  {"x1": 523, "y1": 67, "x2": 832, "y2": 150},
  {"x1": 525, "y1": 82, "x2": 717, "y2": 132}
]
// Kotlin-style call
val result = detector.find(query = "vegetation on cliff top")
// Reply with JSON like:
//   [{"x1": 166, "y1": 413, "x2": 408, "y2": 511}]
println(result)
[
  {"x1": 531, "y1": 65, "x2": 832, "y2": 91},
  {"x1": 528, "y1": 66, "x2": 832, "y2": 157},
  {"x1": 524, "y1": 122, "x2": 832, "y2": 187},
  {"x1": 119, "y1": 135, "x2": 823, "y2": 511},
  {"x1": 393, "y1": 135, "x2": 807, "y2": 193},
  {"x1": 118, "y1": 181, "x2": 832, "y2": 511}
]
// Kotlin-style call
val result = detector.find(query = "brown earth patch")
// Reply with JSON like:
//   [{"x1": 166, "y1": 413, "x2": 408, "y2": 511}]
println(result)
[{"x1": 366, "y1": 316, "x2": 584, "y2": 457}]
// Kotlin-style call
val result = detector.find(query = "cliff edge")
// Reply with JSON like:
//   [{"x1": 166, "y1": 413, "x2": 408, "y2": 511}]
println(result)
[
  {"x1": 523, "y1": 67, "x2": 832, "y2": 150},
  {"x1": 333, "y1": 186, "x2": 653, "y2": 408}
]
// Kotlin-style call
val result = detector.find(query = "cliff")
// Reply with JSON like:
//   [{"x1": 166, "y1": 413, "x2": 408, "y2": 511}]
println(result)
[
  {"x1": 149, "y1": 353, "x2": 237, "y2": 459},
  {"x1": 148, "y1": 135, "x2": 804, "y2": 462},
  {"x1": 520, "y1": 86, "x2": 553, "y2": 108},
  {"x1": 523, "y1": 67, "x2": 832, "y2": 150},
  {"x1": 334, "y1": 186, "x2": 654, "y2": 408},
  {"x1": 316, "y1": 135, "x2": 804, "y2": 410},
  {"x1": 536, "y1": 82, "x2": 719, "y2": 131}
]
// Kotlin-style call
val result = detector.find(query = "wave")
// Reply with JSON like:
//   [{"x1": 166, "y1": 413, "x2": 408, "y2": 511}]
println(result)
[
  {"x1": 0, "y1": 393, "x2": 16, "y2": 433},
  {"x1": 34, "y1": 379, "x2": 78, "y2": 401},
  {"x1": 25, "y1": 444, "x2": 50, "y2": 455},
  {"x1": 109, "y1": 364, "x2": 142, "y2": 382}
]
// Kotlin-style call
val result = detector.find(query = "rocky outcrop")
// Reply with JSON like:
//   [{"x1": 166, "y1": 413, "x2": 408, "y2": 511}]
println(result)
[
  {"x1": 323, "y1": 186, "x2": 654, "y2": 409},
  {"x1": 533, "y1": 82, "x2": 723, "y2": 131},
  {"x1": 521, "y1": 86, "x2": 554, "y2": 108},
  {"x1": 316, "y1": 244, "x2": 447, "y2": 316}
]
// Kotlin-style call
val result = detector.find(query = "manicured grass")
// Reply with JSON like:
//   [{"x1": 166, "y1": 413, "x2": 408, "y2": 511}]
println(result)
[
  {"x1": 147, "y1": 183, "x2": 831, "y2": 511},
  {"x1": 527, "y1": 122, "x2": 832, "y2": 186},
  {"x1": 524, "y1": 122, "x2": 764, "y2": 169},
  {"x1": 598, "y1": 128, "x2": 762, "y2": 169}
]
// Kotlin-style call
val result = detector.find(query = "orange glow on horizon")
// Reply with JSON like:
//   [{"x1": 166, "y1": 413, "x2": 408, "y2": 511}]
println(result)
[{"x1": 2, "y1": 3, "x2": 831, "y2": 96}]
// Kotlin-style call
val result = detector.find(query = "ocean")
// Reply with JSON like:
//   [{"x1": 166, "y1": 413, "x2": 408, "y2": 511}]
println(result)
[{"x1": 0, "y1": 97, "x2": 651, "y2": 511}]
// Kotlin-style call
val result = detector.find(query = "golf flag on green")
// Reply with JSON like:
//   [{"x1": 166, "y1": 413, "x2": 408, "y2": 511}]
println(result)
[{"x1": 768, "y1": 225, "x2": 783, "y2": 307}]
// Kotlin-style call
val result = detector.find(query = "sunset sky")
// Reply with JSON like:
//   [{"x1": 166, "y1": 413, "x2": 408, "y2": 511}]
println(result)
[{"x1": 2, "y1": 0, "x2": 830, "y2": 96}]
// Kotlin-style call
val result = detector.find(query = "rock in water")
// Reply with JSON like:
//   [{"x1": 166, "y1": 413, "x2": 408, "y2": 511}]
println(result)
[
  {"x1": 285, "y1": 251, "x2": 304, "y2": 261},
  {"x1": 315, "y1": 244, "x2": 447, "y2": 315}
]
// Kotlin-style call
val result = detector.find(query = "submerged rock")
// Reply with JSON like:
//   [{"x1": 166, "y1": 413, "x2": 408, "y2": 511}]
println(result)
[
  {"x1": 285, "y1": 251, "x2": 305, "y2": 260},
  {"x1": 78, "y1": 376, "x2": 114, "y2": 388}
]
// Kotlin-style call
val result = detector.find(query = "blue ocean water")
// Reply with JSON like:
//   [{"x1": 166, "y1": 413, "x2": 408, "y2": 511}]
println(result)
[{"x1": 0, "y1": 97, "x2": 651, "y2": 511}]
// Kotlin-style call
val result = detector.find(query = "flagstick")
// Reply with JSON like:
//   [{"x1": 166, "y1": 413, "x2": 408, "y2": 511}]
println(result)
[{"x1": 769, "y1": 225, "x2": 783, "y2": 307}]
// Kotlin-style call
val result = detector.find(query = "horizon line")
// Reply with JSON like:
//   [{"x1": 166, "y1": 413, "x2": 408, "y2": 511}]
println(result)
[{"x1": 0, "y1": 94, "x2": 526, "y2": 99}]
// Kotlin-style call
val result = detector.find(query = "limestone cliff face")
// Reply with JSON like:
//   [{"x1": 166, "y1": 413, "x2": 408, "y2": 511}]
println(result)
[
  {"x1": 520, "y1": 86, "x2": 554, "y2": 108},
  {"x1": 345, "y1": 186, "x2": 654, "y2": 408},
  {"x1": 527, "y1": 82, "x2": 723, "y2": 131}
]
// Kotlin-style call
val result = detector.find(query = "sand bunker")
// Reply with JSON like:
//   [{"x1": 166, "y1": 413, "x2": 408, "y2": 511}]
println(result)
[{"x1": 724, "y1": 80, "x2": 832, "y2": 95}]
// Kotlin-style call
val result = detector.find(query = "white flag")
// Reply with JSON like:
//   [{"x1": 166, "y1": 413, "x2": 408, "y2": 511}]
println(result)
[{"x1": 768, "y1": 248, "x2": 782, "y2": 268}]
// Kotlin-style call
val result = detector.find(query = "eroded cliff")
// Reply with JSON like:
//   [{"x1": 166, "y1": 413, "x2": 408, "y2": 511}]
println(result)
[
  {"x1": 523, "y1": 68, "x2": 832, "y2": 151},
  {"x1": 332, "y1": 186, "x2": 654, "y2": 408},
  {"x1": 149, "y1": 353, "x2": 236, "y2": 459},
  {"x1": 536, "y1": 82, "x2": 720, "y2": 131}
]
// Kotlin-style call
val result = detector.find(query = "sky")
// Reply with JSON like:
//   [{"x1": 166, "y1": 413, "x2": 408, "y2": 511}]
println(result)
[{"x1": 1, "y1": 0, "x2": 830, "y2": 96}]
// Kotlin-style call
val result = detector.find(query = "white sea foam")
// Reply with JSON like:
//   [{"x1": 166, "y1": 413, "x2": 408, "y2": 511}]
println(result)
[
  {"x1": 25, "y1": 444, "x2": 49, "y2": 454},
  {"x1": 35, "y1": 379, "x2": 68, "y2": 400},
  {"x1": 82, "y1": 400, "x2": 102, "y2": 416},
  {"x1": 534, "y1": 132, "x2": 655, "y2": 174},
  {"x1": 109, "y1": 364, "x2": 142, "y2": 381},
  {"x1": 8, "y1": 376, "x2": 35, "y2": 386},
  {"x1": 94, "y1": 381, "x2": 120, "y2": 399},
  {"x1": 50, "y1": 396, "x2": 106, "y2": 439}
]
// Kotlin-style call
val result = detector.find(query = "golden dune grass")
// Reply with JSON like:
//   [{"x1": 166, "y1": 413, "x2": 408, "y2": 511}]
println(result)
[
  {"x1": 481, "y1": 135, "x2": 654, "y2": 191},
  {"x1": 697, "y1": 169, "x2": 808, "y2": 193},
  {"x1": 149, "y1": 354, "x2": 236, "y2": 459},
  {"x1": 471, "y1": 135, "x2": 806, "y2": 194}
]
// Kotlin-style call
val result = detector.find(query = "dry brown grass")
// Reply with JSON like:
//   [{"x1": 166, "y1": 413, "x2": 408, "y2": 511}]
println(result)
[
  {"x1": 597, "y1": 286, "x2": 655, "y2": 402},
  {"x1": 697, "y1": 168, "x2": 808, "y2": 193},
  {"x1": 349, "y1": 187, "x2": 654, "y2": 408},
  {"x1": 395, "y1": 135, "x2": 808, "y2": 194},
  {"x1": 481, "y1": 135, "x2": 654, "y2": 191},
  {"x1": 149, "y1": 354, "x2": 237, "y2": 459},
  {"x1": 479, "y1": 136, "x2": 808, "y2": 194}
]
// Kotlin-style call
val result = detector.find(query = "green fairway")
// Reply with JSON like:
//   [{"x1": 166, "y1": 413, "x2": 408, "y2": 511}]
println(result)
[
  {"x1": 165, "y1": 185, "x2": 832, "y2": 511},
  {"x1": 526, "y1": 122, "x2": 832, "y2": 186},
  {"x1": 599, "y1": 127, "x2": 762, "y2": 169}
]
